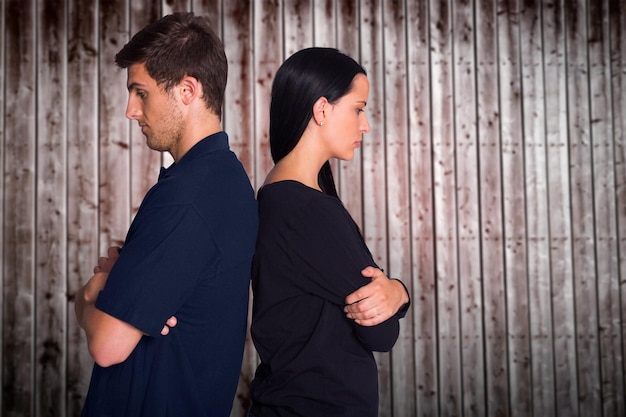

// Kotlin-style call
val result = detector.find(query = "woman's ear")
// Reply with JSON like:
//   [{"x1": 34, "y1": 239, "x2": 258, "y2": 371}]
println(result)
[{"x1": 313, "y1": 97, "x2": 328, "y2": 126}]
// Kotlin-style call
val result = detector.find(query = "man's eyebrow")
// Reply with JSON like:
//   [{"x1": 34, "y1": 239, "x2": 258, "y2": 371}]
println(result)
[
  {"x1": 127, "y1": 82, "x2": 144, "y2": 92},
  {"x1": 357, "y1": 100, "x2": 367, "y2": 106}
]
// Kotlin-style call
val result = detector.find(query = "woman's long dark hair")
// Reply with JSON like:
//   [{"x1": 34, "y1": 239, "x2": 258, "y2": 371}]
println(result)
[{"x1": 269, "y1": 47, "x2": 366, "y2": 198}]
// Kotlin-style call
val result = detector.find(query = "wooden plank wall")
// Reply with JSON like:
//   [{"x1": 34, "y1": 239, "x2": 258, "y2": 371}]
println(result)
[{"x1": 0, "y1": 0, "x2": 624, "y2": 416}]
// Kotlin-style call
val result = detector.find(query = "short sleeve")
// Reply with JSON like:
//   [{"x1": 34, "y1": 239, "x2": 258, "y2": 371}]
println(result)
[{"x1": 96, "y1": 204, "x2": 219, "y2": 336}]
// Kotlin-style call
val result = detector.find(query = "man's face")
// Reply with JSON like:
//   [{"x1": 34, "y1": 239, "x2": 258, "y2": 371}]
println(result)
[{"x1": 125, "y1": 63, "x2": 184, "y2": 156}]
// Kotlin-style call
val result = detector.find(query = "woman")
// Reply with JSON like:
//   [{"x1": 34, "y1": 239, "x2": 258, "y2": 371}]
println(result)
[{"x1": 249, "y1": 47, "x2": 410, "y2": 417}]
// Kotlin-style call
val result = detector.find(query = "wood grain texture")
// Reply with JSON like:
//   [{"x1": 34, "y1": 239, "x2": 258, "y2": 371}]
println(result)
[
  {"x1": 452, "y1": 1, "x2": 485, "y2": 415},
  {"x1": 66, "y1": 1, "x2": 99, "y2": 414},
  {"x1": 35, "y1": 1, "x2": 68, "y2": 415},
  {"x1": 1, "y1": 1, "x2": 625, "y2": 416},
  {"x1": 430, "y1": 1, "x2": 464, "y2": 416},
  {"x1": 407, "y1": 1, "x2": 438, "y2": 416},
  {"x1": 0, "y1": 0, "x2": 5, "y2": 409},
  {"x1": 609, "y1": 0, "x2": 626, "y2": 413},
  {"x1": 252, "y1": 0, "x2": 280, "y2": 189},
  {"x1": 3, "y1": 1, "x2": 36, "y2": 415},
  {"x1": 542, "y1": 1, "x2": 579, "y2": 417},
  {"x1": 566, "y1": 1, "x2": 602, "y2": 416},
  {"x1": 588, "y1": 2, "x2": 624, "y2": 414},
  {"x1": 498, "y1": 1, "x2": 533, "y2": 416},
  {"x1": 223, "y1": 0, "x2": 254, "y2": 177},
  {"x1": 476, "y1": 1, "x2": 509, "y2": 416},
  {"x1": 522, "y1": 0, "x2": 565, "y2": 416},
  {"x1": 382, "y1": 1, "x2": 416, "y2": 416}
]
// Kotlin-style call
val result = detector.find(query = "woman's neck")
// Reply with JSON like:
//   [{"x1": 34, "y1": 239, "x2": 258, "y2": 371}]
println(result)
[{"x1": 265, "y1": 150, "x2": 325, "y2": 191}]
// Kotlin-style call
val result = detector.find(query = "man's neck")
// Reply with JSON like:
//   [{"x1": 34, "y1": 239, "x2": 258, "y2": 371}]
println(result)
[{"x1": 172, "y1": 114, "x2": 222, "y2": 162}]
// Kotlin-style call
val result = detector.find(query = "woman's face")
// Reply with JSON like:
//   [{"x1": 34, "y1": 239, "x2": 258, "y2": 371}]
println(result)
[{"x1": 322, "y1": 73, "x2": 371, "y2": 161}]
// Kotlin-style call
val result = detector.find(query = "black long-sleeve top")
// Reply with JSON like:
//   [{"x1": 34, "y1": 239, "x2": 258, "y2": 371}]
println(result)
[{"x1": 249, "y1": 180, "x2": 405, "y2": 417}]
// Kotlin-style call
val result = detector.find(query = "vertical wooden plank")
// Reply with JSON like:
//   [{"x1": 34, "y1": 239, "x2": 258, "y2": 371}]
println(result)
[
  {"x1": 2, "y1": 0, "x2": 36, "y2": 415},
  {"x1": 609, "y1": 0, "x2": 626, "y2": 411},
  {"x1": 192, "y1": 0, "x2": 219, "y2": 25},
  {"x1": 219, "y1": 0, "x2": 254, "y2": 181},
  {"x1": 36, "y1": 1, "x2": 68, "y2": 415},
  {"x1": 381, "y1": 1, "x2": 415, "y2": 416},
  {"x1": 284, "y1": 0, "x2": 313, "y2": 56},
  {"x1": 253, "y1": 1, "x2": 281, "y2": 189},
  {"x1": 313, "y1": 0, "x2": 336, "y2": 48},
  {"x1": 589, "y1": 1, "x2": 625, "y2": 416},
  {"x1": 407, "y1": 0, "x2": 438, "y2": 415},
  {"x1": 497, "y1": 0, "x2": 532, "y2": 415},
  {"x1": 565, "y1": 0, "x2": 602, "y2": 415},
  {"x1": 222, "y1": 2, "x2": 255, "y2": 415},
  {"x1": 476, "y1": 1, "x2": 509, "y2": 415},
  {"x1": 67, "y1": 0, "x2": 99, "y2": 414},
  {"x1": 452, "y1": 1, "x2": 485, "y2": 415},
  {"x1": 99, "y1": 0, "x2": 130, "y2": 249},
  {"x1": 359, "y1": 1, "x2": 392, "y2": 415},
  {"x1": 191, "y1": 0, "x2": 220, "y2": 70},
  {"x1": 0, "y1": 0, "x2": 6, "y2": 411},
  {"x1": 543, "y1": 0, "x2": 578, "y2": 416},
  {"x1": 128, "y1": 1, "x2": 161, "y2": 219},
  {"x1": 522, "y1": 0, "x2": 564, "y2": 416},
  {"x1": 430, "y1": 0, "x2": 462, "y2": 415},
  {"x1": 162, "y1": 0, "x2": 191, "y2": 14}
]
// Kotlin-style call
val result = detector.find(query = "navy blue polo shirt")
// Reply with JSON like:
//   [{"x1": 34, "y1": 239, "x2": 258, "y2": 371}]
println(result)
[{"x1": 82, "y1": 132, "x2": 258, "y2": 417}]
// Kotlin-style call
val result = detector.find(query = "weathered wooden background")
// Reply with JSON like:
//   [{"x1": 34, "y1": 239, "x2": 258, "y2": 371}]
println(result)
[{"x1": 1, "y1": 0, "x2": 624, "y2": 416}]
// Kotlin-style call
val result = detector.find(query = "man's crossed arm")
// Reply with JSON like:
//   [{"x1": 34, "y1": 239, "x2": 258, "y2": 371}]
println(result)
[{"x1": 75, "y1": 246, "x2": 175, "y2": 367}]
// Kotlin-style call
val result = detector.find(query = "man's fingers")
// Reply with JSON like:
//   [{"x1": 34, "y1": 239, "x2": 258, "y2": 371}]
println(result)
[{"x1": 107, "y1": 246, "x2": 121, "y2": 258}]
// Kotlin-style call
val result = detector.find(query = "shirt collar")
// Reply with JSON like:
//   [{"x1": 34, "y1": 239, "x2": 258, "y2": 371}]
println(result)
[{"x1": 158, "y1": 131, "x2": 229, "y2": 180}]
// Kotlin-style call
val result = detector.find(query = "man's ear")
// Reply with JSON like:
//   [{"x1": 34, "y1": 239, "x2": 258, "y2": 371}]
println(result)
[
  {"x1": 179, "y1": 76, "x2": 200, "y2": 105},
  {"x1": 312, "y1": 96, "x2": 328, "y2": 126}
]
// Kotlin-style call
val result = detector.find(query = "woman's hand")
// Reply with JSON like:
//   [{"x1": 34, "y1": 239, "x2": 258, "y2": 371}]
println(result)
[
  {"x1": 344, "y1": 267, "x2": 409, "y2": 326},
  {"x1": 161, "y1": 316, "x2": 178, "y2": 335}
]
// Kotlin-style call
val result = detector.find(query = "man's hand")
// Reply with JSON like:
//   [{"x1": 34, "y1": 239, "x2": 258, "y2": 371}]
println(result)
[
  {"x1": 94, "y1": 246, "x2": 121, "y2": 274},
  {"x1": 76, "y1": 271, "x2": 110, "y2": 321},
  {"x1": 344, "y1": 266, "x2": 409, "y2": 326}
]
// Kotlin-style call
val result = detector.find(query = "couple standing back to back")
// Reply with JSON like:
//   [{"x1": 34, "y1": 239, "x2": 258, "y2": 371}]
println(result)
[{"x1": 75, "y1": 11, "x2": 410, "y2": 417}]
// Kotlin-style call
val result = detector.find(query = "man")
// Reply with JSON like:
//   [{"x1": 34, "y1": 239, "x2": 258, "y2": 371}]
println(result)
[{"x1": 75, "y1": 12, "x2": 258, "y2": 416}]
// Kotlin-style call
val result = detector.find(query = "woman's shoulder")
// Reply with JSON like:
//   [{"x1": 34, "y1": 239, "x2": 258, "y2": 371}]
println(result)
[
  {"x1": 258, "y1": 180, "x2": 346, "y2": 218},
  {"x1": 260, "y1": 180, "x2": 339, "y2": 204},
  {"x1": 261, "y1": 179, "x2": 318, "y2": 193}
]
